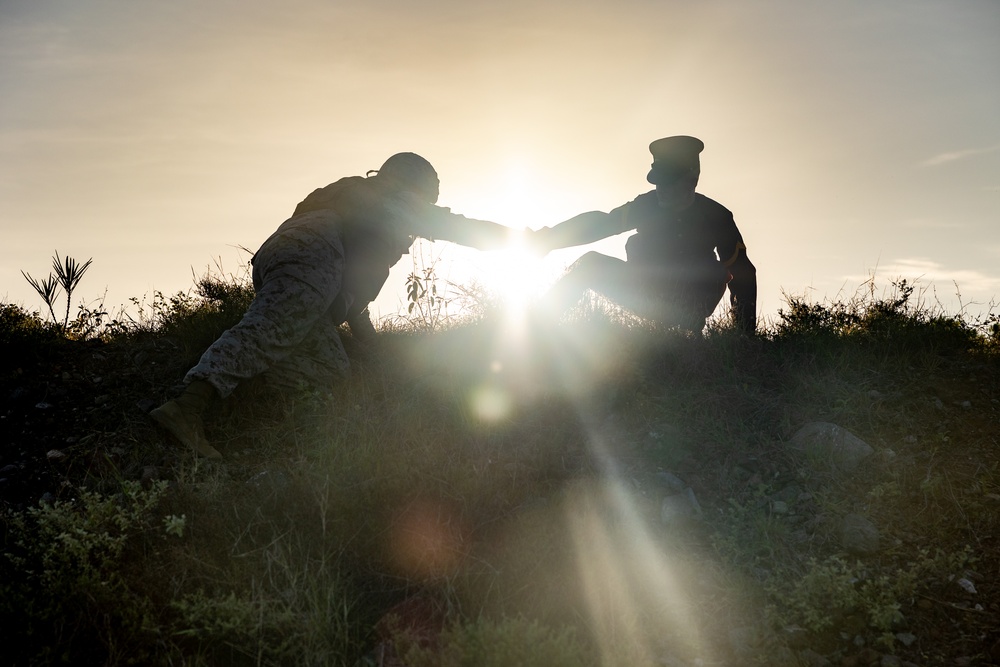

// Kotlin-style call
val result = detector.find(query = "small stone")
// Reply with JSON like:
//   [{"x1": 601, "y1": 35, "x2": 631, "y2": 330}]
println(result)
[
  {"x1": 894, "y1": 632, "x2": 917, "y2": 647},
  {"x1": 661, "y1": 488, "x2": 702, "y2": 524},
  {"x1": 789, "y1": 422, "x2": 874, "y2": 473},
  {"x1": 655, "y1": 471, "x2": 687, "y2": 494},
  {"x1": 35, "y1": 402, "x2": 53, "y2": 410},
  {"x1": 841, "y1": 514, "x2": 880, "y2": 555},
  {"x1": 46, "y1": 449, "x2": 67, "y2": 461},
  {"x1": 956, "y1": 578, "x2": 977, "y2": 594}
]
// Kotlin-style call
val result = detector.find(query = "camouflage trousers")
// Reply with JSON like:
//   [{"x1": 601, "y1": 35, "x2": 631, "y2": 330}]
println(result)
[{"x1": 185, "y1": 220, "x2": 351, "y2": 398}]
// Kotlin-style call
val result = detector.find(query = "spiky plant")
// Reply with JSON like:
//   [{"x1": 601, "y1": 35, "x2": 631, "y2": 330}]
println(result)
[
  {"x1": 21, "y1": 270, "x2": 61, "y2": 325},
  {"x1": 51, "y1": 251, "x2": 93, "y2": 327},
  {"x1": 22, "y1": 252, "x2": 94, "y2": 329}
]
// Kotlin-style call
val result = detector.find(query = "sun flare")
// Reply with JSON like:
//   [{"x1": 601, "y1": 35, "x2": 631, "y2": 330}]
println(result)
[
  {"x1": 478, "y1": 238, "x2": 550, "y2": 313},
  {"x1": 456, "y1": 161, "x2": 574, "y2": 315}
]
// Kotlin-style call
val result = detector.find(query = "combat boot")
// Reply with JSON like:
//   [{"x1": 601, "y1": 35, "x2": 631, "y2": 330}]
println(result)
[{"x1": 150, "y1": 380, "x2": 223, "y2": 459}]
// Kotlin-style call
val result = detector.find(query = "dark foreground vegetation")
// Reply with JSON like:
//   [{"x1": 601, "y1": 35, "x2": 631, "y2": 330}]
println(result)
[{"x1": 2, "y1": 273, "x2": 999, "y2": 666}]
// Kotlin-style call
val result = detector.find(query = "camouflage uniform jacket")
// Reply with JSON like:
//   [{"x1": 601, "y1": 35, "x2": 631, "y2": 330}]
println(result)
[{"x1": 284, "y1": 175, "x2": 512, "y2": 321}]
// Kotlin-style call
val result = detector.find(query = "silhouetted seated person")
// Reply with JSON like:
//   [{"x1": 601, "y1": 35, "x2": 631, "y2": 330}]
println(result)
[
  {"x1": 151, "y1": 152, "x2": 518, "y2": 458},
  {"x1": 533, "y1": 136, "x2": 757, "y2": 335}
]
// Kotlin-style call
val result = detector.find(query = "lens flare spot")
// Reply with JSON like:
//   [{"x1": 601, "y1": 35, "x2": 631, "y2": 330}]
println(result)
[
  {"x1": 470, "y1": 383, "x2": 512, "y2": 421},
  {"x1": 389, "y1": 499, "x2": 467, "y2": 580}
]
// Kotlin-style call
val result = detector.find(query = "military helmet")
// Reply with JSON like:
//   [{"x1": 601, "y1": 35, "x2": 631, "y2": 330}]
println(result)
[{"x1": 376, "y1": 152, "x2": 440, "y2": 204}]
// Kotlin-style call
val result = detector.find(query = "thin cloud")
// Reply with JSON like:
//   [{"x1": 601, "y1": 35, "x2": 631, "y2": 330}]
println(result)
[
  {"x1": 919, "y1": 143, "x2": 1000, "y2": 167},
  {"x1": 843, "y1": 258, "x2": 1000, "y2": 299},
  {"x1": 900, "y1": 218, "x2": 966, "y2": 230}
]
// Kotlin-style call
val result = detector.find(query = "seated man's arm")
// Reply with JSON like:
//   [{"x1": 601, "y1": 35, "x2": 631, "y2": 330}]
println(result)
[
  {"x1": 532, "y1": 211, "x2": 615, "y2": 251},
  {"x1": 532, "y1": 198, "x2": 637, "y2": 252},
  {"x1": 726, "y1": 249, "x2": 757, "y2": 334}
]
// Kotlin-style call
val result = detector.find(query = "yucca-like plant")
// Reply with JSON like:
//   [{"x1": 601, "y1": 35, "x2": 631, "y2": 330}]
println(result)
[
  {"x1": 20, "y1": 270, "x2": 61, "y2": 325},
  {"x1": 52, "y1": 251, "x2": 93, "y2": 327},
  {"x1": 22, "y1": 251, "x2": 93, "y2": 328}
]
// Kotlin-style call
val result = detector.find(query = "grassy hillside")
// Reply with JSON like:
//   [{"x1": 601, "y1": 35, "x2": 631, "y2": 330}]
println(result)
[{"x1": 1, "y1": 274, "x2": 998, "y2": 666}]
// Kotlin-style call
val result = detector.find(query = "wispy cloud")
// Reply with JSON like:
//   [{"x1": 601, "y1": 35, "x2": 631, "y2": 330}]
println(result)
[
  {"x1": 842, "y1": 258, "x2": 1000, "y2": 307},
  {"x1": 919, "y1": 143, "x2": 1000, "y2": 167},
  {"x1": 899, "y1": 218, "x2": 967, "y2": 230}
]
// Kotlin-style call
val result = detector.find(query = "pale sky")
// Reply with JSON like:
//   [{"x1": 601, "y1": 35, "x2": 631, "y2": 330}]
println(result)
[{"x1": 2, "y1": 0, "x2": 999, "y2": 327}]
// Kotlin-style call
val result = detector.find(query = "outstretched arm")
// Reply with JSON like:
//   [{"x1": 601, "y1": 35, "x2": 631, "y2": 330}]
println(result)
[
  {"x1": 394, "y1": 196, "x2": 519, "y2": 250},
  {"x1": 419, "y1": 209, "x2": 521, "y2": 250},
  {"x1": 531, "y1": 211, "x2": 617, "y2": 252},
  {"x1": 530, "y1": 196, "x2": 641, "y2": 253}
]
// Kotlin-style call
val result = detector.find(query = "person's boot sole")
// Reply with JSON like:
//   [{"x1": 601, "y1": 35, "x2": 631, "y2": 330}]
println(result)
[{"x1": 149, "y1": 400, "x2": 223, "y2": 459}]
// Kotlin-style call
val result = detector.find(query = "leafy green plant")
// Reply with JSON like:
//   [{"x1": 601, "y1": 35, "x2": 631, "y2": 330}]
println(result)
[
  {"x1": 404, "y1": 240, "x2": 466, "y2": 331},
  {"x1": 0, "y1": 302, "x2": 61, "y2": 348},
  {"x1": 0, "y1": 481, "x2": 172, "y2": 665},
  {"x1": 765, "y1": 547, "x2": 975, "y2": 649},
  {"x1": 774, "y1": 277, "x2": 980, "y2": 355}
]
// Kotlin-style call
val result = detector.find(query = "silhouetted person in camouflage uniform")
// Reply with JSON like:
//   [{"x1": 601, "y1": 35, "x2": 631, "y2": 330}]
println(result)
[
  {"x1": 533, "y1": 136, "x2": 757, "y2": 334},
  {"x1": 151, "y1": 153, "x2": 516, "y2": 458}
]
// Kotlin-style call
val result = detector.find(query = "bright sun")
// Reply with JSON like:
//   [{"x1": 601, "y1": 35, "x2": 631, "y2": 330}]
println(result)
[
  {"x1": 456, "y1": 162, "x2": 572, "y2": 312},
  {"x1": 477, "y1": 237, "x2": 551, "y2": 310}
]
